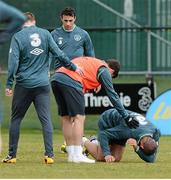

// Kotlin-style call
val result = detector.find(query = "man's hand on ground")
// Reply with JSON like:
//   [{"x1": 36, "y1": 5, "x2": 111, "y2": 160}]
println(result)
[{"x1": 104, "y1": 155, "x2": 115, "y2": 163}]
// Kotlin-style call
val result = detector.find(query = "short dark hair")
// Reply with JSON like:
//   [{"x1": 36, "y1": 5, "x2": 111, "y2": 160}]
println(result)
[
  {"x1": 142, "y1": 136, "x2": 157, "y2": 155},
  {"x1": 24, "y1": 12, "x2": 35, "y2": 21},
  {"x1": 60, "y1": 7, "x2": 76, "y2": 17},
  {"x1": 106, "y1": 59, "x2": 120, "y2": 78}
]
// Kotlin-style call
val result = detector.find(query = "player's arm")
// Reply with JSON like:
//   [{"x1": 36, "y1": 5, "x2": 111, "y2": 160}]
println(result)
[
  {"x1": 134, "y1": 145, "x2": 158, "y2": 163},
  {"x1": 98, "y1": 67, "x2": 139, "y2": 128},
  {"x1": 83, "y1": 31, "x2": 95, "y2": 57},
  {"x1": 49, "y1": 30, "x2": 62, "y2": 70},
  {"x1": 98, "y1": 67, "x2": 129, "y2": 119},
  {"x1": 0, "y1": 1, "x2": 26, "y2": 44},
  {"x1": 98, "y1": 126, "x2": 128, "y2": 158},
  {"x1": 135, "y1": 128, "x2": 160, "y2": 163},
  {"x1": 127, "y1": 138, "x2": 158, "y2": 163},
  {"x1": 153, "y1": 128, "x2": 161, "y2": 142},
  {"x1": 6, "y1": 35, "x2": 20, "y2": 90}
]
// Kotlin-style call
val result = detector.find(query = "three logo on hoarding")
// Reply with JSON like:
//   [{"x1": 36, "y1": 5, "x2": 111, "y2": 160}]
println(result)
[{"x1": 138, "y1": 87, "x2": 153, "y2": 111}]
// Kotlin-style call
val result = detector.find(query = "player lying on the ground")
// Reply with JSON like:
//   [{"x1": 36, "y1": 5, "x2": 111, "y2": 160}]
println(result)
[{"x1": 82, "y1": 108, "x2": 161, "y2": 163}]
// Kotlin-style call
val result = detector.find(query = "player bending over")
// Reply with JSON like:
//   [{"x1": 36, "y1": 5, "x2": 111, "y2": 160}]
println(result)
[{"x1": 82, "y1": 108, "x2": 161, "y2": 163}]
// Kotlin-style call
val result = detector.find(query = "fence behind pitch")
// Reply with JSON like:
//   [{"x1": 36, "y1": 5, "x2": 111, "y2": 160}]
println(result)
[{"x1": 1, "y1": 0, "x2": 171, "y2": 74}]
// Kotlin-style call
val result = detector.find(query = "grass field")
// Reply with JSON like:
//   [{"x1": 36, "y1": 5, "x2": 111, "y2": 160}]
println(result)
[
  {"x1": 0, "y1": 129, "x2": 171, "y2": 179},
  {"x1": 0, "y1": 74, "x2": 171, "y2": 178}
]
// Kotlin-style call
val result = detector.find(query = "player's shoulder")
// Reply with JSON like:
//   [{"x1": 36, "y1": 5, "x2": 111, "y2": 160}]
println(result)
[
  {"x1": 75, "y1": 26, "x2": 88, "y2": 34},
  {"x1": 13, "y1": 28, "x2": 24, "y2": 38},
  {"x1": 51, "y1": 27, "x2": 62, "y2": 35},
  {"x1": 20, "y1": 26, "x2": 50, "y2": 37},
  {"x1": 33, "y1": 27, "x2": 52, "y2": 38}
]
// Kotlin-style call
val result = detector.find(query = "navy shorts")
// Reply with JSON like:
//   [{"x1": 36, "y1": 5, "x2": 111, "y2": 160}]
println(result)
[
  {"x1": 51, "y1": 81, "x2": 85, "y2": 116},
  {"x1": 109, "y1": 139, "x2": 127, "y2": 146}
]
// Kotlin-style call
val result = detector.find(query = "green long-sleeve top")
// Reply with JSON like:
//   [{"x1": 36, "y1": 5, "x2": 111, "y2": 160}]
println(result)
[
  {"x1": 98, "y1": 108, "x2": 161, "y2": 163},
  {"x1": 51, "y1": 25, "x2": 95, "y2": 70},
  {"x1": 6, "y1": 25, "x2": 76, "y2": 89}
]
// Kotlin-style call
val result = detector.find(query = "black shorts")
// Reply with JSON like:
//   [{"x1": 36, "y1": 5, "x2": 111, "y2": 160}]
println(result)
[
  {"x1": 51, "y1": 81, "x2": 85, "y2": 116},
  {"x1": 109, "y1": 139, "x2": 127, "y2": 146}
]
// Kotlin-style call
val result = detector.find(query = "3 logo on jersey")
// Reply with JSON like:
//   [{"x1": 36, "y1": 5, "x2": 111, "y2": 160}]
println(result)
[
  {"x1": 29, "y1": 33, "x2": 44, "y2": 56},
  {"x1": 146, "y1": 89, "x2": 171, "y2": 135}
]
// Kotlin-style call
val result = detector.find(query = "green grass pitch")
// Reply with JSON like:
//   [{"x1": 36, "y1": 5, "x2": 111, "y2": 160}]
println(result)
[
  {"x1": 0, "y1": 74, "x2": 171, "y2": 178},
  {"x1": 0, "y1": 129, "x2": 171, "y2": 178}
]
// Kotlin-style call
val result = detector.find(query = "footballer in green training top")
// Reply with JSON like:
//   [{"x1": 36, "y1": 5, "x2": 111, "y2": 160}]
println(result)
[
  {"x1": 82, "y1": 108, "x2": 161, "y2": 163},
  {"x1": 51, "y1": 7, "x2": 95, "y2": 70}
]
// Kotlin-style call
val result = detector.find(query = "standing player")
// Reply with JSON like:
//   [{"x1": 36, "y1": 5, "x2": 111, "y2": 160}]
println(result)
[
  {"x1": 0, "y1": 1, "x2": 26, "y2": 44},
  {"x1": 51, "y1": 57, "x2": 139, "y2": 163},
  {"x1": 50, "y1": 7, "x2": 95, "y2": 70},
  {"x1": 51, "y1": 7, "x2": 95, "y2": 151},
  {"x1": 82, "y1": 108, "x2": 161, "y2": 163},
  {"x1": 2, "y1": 12, "x2": 82, "y2": 164}
]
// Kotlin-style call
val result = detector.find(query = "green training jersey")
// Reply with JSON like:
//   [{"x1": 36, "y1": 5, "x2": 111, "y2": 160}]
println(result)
[
  {"x1": 6, "y1": 25, "x2": 76, "y2": 89},
  {"x1": 98, "y1": 108, "x2": 161, "y2": 162},
  {"x1": 51, "y1": 26, "x2": 95, "y2": 69}
]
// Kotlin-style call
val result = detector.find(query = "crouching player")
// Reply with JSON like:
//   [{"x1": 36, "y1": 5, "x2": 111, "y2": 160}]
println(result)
[{"x1": 82, "y1": 108, "x2": 161, "y2": 163}]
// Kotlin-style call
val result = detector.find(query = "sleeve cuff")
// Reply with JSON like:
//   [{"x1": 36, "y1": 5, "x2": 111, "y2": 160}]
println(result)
[
  {"x1": 135, "y1": 146, "x2": 140, "y2": 152},
  {"x1": 70, "y1": 63, "x2": 77, "y2": 71}
]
